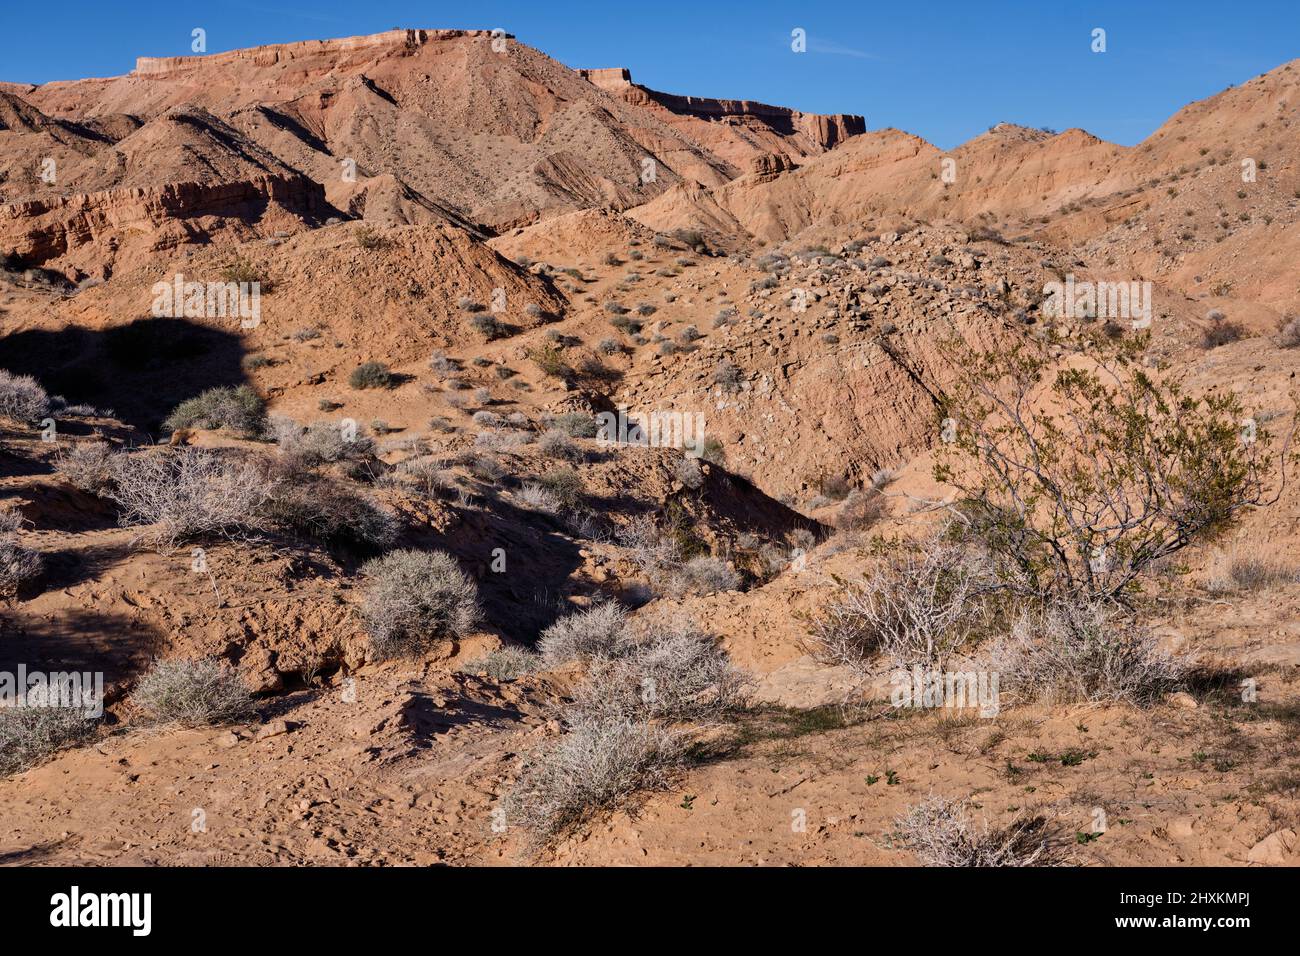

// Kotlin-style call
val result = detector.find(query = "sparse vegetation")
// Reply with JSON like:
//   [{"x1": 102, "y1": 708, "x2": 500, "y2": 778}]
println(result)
[
  {"x1": 0, "y1": 507, "x2": 42, "y2": 598},
  {"x1": 991, "y1": 599, "x2": 1190, "y2": 705},
  {"x1": 359, "y1": 549, "x2": 480, "y2": 659},
  {"x1": 131, "y1": 658, "x2": 256, "y2": 727},
  {"x1": 469, "y1": 313, "x2": 507, "y2": 340},
  {"x1": 526, "y1": 344, "x2": 571, "y2": 380},
  {"x1": 458, "y1": 646, "x2": 541, "y2": 681},
  {"x1": 538, "y1": 465, "x2": 584, "y2": 508},
  {"x1": 108, "y1": 449, "x2": 276, "y2": 548},
  {"x1": 713, "y1": 359, "x2": 745, "y2": 393},
  {"x1": 810, "y1": 541, "x2": 991, "y2": 675},
  {"x1": 1207, "y1": 551, "x2": 1298, "y2": 593},
  {"x1": 895, "y1": 797, "x2": 1069, "y2": 867},
  {"x1": 0, "y1": 369, "x2": 50, "y2": 422},
  {"x1": 539, "y1": 429, "x2": 582, "y2": 462},
  {"x1": 0, "y1": 705, "x2": 97, "y2": 776},
  {"x1": 349, "y1": 362, "x2": 394, "y2": 390},
  {"x1": 678, "y1": 555, "x2": 740, "y2": 594},
  {"x1": 56, "y1": 441, "x2": 116, "y2": 494},
  {"x1": 504, "y1": 716, "x2": 685, "y2": 845},
  {"x1": 547, "y1": 412, "x2": 597, "y2": 438},
  {"x1": 271, "y1": 418, "x2": 376, "y2": 468},
  {"x1": 538, "y1": 603, "x2": 630, "y2": 665},
  {"x1": 265, "y1": 479, "x2": 400, "y2": 550},
  {"x1": 574, "y1": 624, "x2": 749, "y2": 722},
  {"x1": 353, "y1": 226, "x2": 389, "y2": 250},
  {"x1": 220, "y1": 258, "x2": 270, "y2": 289},
  {"x1": 163, "y1": 385, "x2": 265, "y2": 435},
  {"x1": 1201, "y1": 311, "x2": 1246, "y2": 348}
]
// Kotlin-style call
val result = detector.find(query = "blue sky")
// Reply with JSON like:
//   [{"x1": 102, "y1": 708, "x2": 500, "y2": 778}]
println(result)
[{"x1": 2, "y1": 1, "x2": 1295, "y2": 149}]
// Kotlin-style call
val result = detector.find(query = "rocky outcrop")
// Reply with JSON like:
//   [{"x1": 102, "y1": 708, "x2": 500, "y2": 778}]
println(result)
[
  {"x1": 580, "y1": 67, "x2": 865, "y2": 152},
  {"x1": 0, "y1": 173, "x2": 328, "y2": 277},
  {"x1": 132, "y1": 29, "x2": 503, "y2": 77}
]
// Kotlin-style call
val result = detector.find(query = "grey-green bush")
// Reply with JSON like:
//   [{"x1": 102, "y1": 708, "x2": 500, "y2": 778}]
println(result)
[
  {"x1": 0, "y1": 369, "x2": 50, "y2": 423},
  {"x1": 108, "y1": 448, "x2": 276, "y2": 547},
  {"x1": 504, "y1": 715, "x2": 685, "y2": 844},
  {"x1": 538, "y1": 603, "x2": 630, "y2": 665},
  {"x1": 359, "y1": 549, "x2": 480, "y2": 659},
  {"x1": 56, "y1": 441, "x2": 116, "y2": 494},
  {"x1": 0, "y1": 705, "x2": 97, "y2": 776},
  {"x1": 163, "y1": 385, "x2": 265, "y2": 435},
  {"x1": 574, "y1": 625, "x2": 749, "y2": 722},
  {"x1": 131, "y1": 658, "x2": 256, "y2": 727},
  {"x1": 349, "y1": 362, "x2": 393, "y2": 390},
  {"x1": 458, "y1": 646, "x2": 541, "y2": 681},
  {"x1": 895, "y1": 797, "x2": 1070, "y2": 867}
]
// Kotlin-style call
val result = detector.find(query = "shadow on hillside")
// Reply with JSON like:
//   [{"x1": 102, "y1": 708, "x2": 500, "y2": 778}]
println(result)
[
  {"x1": 0, "y1": 317, "x2": 249, "y2": 435},
  {"x1": 0, "y1": 608, "x2": 165, "y2": 700},
  {"x1": 423, "y1": 494, "x2": 593, "y2": 644}
]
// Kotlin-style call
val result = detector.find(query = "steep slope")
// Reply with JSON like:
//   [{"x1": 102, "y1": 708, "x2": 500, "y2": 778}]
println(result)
[
  {"x1": 624, "y1": 59, "x2": 1300, "y2": 314},
  {"x1": 16, "y1": 29, "x2": 864, "y2": 235}
]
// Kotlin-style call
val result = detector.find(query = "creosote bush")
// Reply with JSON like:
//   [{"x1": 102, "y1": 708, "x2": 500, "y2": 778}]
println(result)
[
  {"x1": 163, "y1": 385, "x2": 265, "y2": 435},
  {"x1": 936, "y1": 332, "x2": 1296, "y2": 602},
  {"x1": 359, "y1": 549, "x2": 480, "y2": 659},
  {"x1": 131, "y1": 658, "x2": 256, "y2": 727}
]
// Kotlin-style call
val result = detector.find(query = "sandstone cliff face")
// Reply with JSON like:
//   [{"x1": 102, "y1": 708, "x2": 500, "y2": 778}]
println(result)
[
  {"x1": 0, "y1": 174, "x2": 328, "y2": 277},
  {"x1": 579, "y1": 66, "x2": 865, "y2": 159},
  {"x1": 131, "y1": 29, "x2": 494, "y2": 77},
  {"x1": 5, "y1": 28, "x2": 864, "y2": 259}
]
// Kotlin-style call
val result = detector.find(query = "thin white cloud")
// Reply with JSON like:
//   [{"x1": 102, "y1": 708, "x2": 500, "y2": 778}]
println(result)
[{"x1": 807, "y1": 38, "x2": 881, "y2": 60}]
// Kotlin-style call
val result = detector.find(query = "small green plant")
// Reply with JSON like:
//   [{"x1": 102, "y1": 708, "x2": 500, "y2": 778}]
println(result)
[
  {"x1": 163, "y1": 385, "x2": 265, "y2": 435},
  {"x1": 526, "y1": 345, "x2": 571, "y2": 380},
  {"x1": 220, "y1": 258, "x2": 271, "y2": 290},
  {"x1": 353, "y1": 226, "x2": 390, "y2": 250},
  {"x1": 349, "y1": 361, "x2": 393, "y2": 390}
]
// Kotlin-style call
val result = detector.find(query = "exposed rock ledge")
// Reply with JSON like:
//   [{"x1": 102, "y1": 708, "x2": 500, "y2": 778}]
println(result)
[{"x1": 579, "y1": 67, "x2": 865, "y2": 150}]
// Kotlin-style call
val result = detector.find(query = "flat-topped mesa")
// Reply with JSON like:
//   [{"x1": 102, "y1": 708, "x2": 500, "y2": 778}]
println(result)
[
  {"x1": 579, "y1": 67, "x2": 865, "y2": 150},
  {"x1": 134, "y1": 28, "x2": 506, "y2": 77}
]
